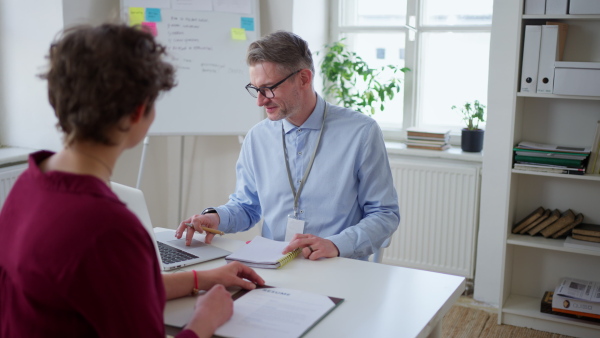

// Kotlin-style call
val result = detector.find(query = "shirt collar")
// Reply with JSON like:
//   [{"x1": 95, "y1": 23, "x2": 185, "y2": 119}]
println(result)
[{"x1": 281, "y1": 94, "x2": 325, "y2": 133}]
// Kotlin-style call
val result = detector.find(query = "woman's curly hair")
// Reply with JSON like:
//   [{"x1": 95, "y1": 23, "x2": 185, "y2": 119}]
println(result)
[{"x1": 39, "y1": 23, "x2": 176, "y2": 145}]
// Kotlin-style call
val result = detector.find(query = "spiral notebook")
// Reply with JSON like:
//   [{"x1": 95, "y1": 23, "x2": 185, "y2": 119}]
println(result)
[{"x1": 224, "y1": 236, "x2": 301, "y2": 269}]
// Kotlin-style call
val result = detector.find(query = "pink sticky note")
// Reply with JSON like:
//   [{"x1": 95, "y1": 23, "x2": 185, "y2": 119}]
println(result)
[{"x1": 141, "y1": 22, "x2": 158, "y2": 37}]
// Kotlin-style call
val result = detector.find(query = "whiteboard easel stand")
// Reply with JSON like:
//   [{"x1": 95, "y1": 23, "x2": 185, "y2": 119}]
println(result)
[
  {"x1": 137, "y1": 135, "x2": 186, "y2": 223},
  {"x1": 136, "y1": 136, "x2": 151, "y2": 189}
]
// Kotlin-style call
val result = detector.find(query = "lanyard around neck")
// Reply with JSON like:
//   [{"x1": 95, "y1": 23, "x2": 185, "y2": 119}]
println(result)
[{"x1": 282, "y1": 103, "x2": 328, "y2": 218}]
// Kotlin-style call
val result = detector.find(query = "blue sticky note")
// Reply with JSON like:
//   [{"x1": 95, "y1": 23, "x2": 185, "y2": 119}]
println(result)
[
  {"x1": 241, "y1": 17, "x2": 254, "y2": 31},
  {"x1": 146, "y1": 8, "x2": 162, "y2": 22}
]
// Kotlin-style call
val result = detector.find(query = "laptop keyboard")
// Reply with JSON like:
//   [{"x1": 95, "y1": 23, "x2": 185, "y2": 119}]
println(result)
[{"x1": 157, "y1": 241, "x2": 199, "y2": 264}]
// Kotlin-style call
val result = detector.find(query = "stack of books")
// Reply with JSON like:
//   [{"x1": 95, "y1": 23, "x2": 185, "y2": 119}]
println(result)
[
  {"x1": 570, "y1": 224, "x2": 600, "y2": 244},
  {"x1": 405, "y1": 127, "x2": 450, "y2": 151},
  {"x1": 540, "y1": 278, "x2": 600, "y2": 323},
  {"x1": 511, "y1": 206, "x2": 584, "y2": 238},
  {"x1": 513, "y1": 141, "x2": 590, "y2": 175}
]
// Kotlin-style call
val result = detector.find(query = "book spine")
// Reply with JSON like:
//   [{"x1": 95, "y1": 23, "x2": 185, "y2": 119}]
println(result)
[
  {"x1": 407, "y1": 144, "x2": 450, "y2": 151},
  {"x1": 406, "y1": 132, "x2": 447, "y2": 138},
  {"x1": 514, "y1": 167, "x2": 585, "y2": 175},
  {"x1": 572, "y1": 229, "x2": 600, "y2": 237}
]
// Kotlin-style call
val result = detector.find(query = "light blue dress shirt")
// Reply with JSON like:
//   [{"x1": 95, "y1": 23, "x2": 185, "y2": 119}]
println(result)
[{"x1": 215, "y1": 94, "x2": 400, "y2": 260}]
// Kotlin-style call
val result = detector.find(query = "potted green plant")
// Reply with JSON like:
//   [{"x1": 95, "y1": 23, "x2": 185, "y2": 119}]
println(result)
[
  {"x1": 452, "y1": 100, "x2": 486, "y2": 152},
  {"x1": 319, "y1": 39, "x2": 409, "y2": 115}
]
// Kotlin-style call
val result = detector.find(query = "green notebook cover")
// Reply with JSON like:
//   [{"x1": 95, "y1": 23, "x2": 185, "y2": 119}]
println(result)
[
  {"x1": 514, "y1": 155, "x2": 584, "y2": 167},
  {"x1": 513, "y1": 147, "x2": 588, "y2": 157}
]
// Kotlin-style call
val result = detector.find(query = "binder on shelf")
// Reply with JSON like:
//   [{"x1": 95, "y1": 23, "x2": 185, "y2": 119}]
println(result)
[
  {"x1": 524, "y1": 0, "x2": 545, "y2": 14},
  {"x1": 537, "y1": 25, "x2": 560, "y2": 94},
  {"x1": 545, "y1": 0, "x2": 568, "y2": 15},
  {"x1": 520, "y1": 25, "x2": 542, "y2": 93},
  {"x1": 546, "y1": 22, "x2": 568, "y2": 62}
]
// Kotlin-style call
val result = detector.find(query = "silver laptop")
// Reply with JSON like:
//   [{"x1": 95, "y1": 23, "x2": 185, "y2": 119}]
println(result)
[{"x1": 110, "y1": 182, "x2": 230, "y2": 270}]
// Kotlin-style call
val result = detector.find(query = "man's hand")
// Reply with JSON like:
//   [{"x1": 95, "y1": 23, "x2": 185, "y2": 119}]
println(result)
[
  {"x1": 283, "y1": 234, "x2": 340, "y2": 260},
  {"x1": 176, "y1": 212, "x2": 221, "y2": 245},
  {"x1": 195, "y1": 261, "x2": 266, "y2": 291}
]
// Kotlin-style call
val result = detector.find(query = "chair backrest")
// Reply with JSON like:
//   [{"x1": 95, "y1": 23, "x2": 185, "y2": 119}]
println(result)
[
  {"x1": 370, "y1": 237, "x2": 392, "y2": 263},
  {"x1": 110, "y1": 182, "x2": 162, "y2": 266}
]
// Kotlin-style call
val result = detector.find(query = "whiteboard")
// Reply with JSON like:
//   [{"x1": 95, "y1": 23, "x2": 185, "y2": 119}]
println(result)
[{"x1": 122, "y1": 0, "x2": 262, "y2": 135}]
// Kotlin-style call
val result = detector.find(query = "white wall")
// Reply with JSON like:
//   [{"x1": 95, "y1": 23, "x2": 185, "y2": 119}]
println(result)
[{"x1": 0, "y1": 0, "x2": 64, "y2": 150}]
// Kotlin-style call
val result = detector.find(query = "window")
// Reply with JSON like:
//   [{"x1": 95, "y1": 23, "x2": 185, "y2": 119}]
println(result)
[{"x1": 330, "y1": 0, "x2": 493, "y2": 142}]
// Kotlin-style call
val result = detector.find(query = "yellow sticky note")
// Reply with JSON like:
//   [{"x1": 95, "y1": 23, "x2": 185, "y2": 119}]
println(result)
[
  {"x1": 129, "y1": 7, "x2": 145, "y2": 26},
  {"x1": 231, "y1": 28, "x2": 247, "y2": 41}
]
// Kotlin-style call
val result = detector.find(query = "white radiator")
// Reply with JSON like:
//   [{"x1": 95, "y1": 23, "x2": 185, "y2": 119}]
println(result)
[
  {"x1": 0, "y1": 164, "x2": 27, "y2": 209},
  {"x1": 384, "y1": 156, "x2": 481, "y2": 279}
]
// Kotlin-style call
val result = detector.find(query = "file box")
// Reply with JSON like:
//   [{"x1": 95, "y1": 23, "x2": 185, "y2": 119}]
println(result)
[
  {"x1": 569, "y1": 0, "x2": 600, "y2": 14},
  {"x1": 553, "y1": 61, "x2": 600, "y2": 96}
]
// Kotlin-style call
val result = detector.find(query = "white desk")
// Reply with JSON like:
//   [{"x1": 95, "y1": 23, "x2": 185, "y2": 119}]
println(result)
[{"x1": 158, "y1": 229, "x2": 465, "y2": 338}]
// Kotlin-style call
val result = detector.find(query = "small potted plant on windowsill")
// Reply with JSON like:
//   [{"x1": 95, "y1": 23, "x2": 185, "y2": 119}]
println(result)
[{"x1": 452, "y1": 100, "x2": 486, "y2": 152}]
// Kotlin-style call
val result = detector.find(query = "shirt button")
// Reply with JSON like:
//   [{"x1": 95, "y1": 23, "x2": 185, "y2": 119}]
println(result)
[
  {"x1": 300, "y1": 210, "x2": 304, "y2": 214},
  {"x1": 298, "y1": 129, "x2": 302, "y2": 133},
  {"x1": 298, "y1": 151, "x2": 302, "y2": 155}
]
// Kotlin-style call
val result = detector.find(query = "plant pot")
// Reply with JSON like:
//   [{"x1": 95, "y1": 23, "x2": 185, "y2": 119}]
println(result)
[{"x1": 461, "y1": 128, "x2": 484, "y2": 152}]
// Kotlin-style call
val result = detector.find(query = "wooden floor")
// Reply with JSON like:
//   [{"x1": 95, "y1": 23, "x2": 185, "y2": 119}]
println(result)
[{"x1": 443, "y1": 296, "x2": 574, "y2": 338}]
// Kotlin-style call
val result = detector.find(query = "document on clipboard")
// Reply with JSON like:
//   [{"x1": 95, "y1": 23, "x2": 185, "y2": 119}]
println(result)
[
  {"x1": 215, "y1": 286, "x2": 344, "y2": 338},
  {"x1": 164, "y1": 285, "x2": 344, "y2": 338}
]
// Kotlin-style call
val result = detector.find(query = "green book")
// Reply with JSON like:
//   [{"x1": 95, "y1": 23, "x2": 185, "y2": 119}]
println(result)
[
  {"x1": 514, "y1": 155, "x2": 584, "y2": 167},
  {"x1": 513, "y1": 147, "x2": 588, "y2": 159}
]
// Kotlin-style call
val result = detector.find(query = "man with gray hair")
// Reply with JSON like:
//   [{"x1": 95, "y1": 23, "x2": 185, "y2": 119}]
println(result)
[{"x1": 178, "y1": 31, "x2": 399, "y2": 261}]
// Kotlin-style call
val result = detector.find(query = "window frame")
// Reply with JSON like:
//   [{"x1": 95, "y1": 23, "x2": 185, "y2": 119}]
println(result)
[{"x1": 328, "y1": 0, "x2": 492, "y2": 144}]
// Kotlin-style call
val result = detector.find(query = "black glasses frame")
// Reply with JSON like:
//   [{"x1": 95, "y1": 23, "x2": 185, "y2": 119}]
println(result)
[{"x1": 245, "y1": 70, "x2": 301, "y2": 98}]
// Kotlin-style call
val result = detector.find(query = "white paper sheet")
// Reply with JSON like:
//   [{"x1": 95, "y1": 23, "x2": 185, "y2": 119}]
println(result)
[
  {"x1": 224, "y1": 236, "x2": 294, "y2": 268},
  {"x1": 215, "y1": 287, "x2": 336, "y2": 338}
]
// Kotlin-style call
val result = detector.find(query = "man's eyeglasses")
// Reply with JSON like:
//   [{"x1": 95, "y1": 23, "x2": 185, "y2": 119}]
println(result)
[{"x1": 245, "y1": 70, "x2": 300, "y2": 98}]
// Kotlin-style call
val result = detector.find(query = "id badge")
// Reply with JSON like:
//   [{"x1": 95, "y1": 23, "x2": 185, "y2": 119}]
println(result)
[{"x1": 285, "y1": 216, "x2": 305, "y2": 241}]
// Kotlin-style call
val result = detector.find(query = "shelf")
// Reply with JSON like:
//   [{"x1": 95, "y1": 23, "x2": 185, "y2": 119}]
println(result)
[
  {"x1": 512, "y1": 169, "x2": 600, "y2": 182},
  {"x1": 503, "y1": 294, "x2": 600, "y2": 330},
  {"x1": 491, "y1": 4, "x2": 600, "y2": 337},
  {"x1": 523, "y1": 14, "x2": 600, "y2": 20},
  {"x1": 507, "y1": 234, "x2": 600, "y2": 257},
  {"x1": 517, "y1": 92, "x2": 600, "y2": 100}
]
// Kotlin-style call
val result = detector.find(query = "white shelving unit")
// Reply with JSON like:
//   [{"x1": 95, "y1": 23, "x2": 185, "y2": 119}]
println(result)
[{"x1": 493, "y1": 2, "x2": 600, "y2": 337}]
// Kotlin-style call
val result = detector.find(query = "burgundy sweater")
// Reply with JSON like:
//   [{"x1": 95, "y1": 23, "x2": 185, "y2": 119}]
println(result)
[{"x1": 0, "y1": 151, "x2": 196, "y2": 338}]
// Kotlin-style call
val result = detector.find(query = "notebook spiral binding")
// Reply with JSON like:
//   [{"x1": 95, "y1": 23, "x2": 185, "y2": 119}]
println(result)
[{"x1": 276, "y1": 248, "x2": 301, "y2": 268}]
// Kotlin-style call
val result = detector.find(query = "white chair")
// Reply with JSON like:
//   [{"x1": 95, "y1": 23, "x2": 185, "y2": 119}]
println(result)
[{"x1": 371, "y1": 237, "x2": 392, "y2": 263}]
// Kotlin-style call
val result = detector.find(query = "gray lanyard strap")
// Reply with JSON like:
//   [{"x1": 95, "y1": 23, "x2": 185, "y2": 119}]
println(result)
[{"x1": 282, "y1": 103, "x2": 328, "y2": 218}]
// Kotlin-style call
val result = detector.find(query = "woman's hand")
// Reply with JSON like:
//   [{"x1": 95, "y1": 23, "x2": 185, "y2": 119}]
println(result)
[
  {"x1": 196, "y1": 261, "x2": 265, "y2": 291},
  {"x1": 184, "y1": 284, "x2": 233, "y2": 338}
]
